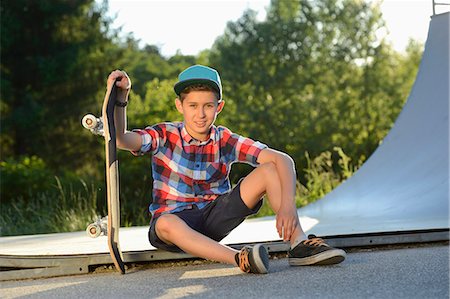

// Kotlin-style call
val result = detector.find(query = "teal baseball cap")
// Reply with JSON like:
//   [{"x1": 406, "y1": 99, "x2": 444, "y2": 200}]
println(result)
[{"x1": 174, "y1": 65, "x2": 222, "y2": 100}]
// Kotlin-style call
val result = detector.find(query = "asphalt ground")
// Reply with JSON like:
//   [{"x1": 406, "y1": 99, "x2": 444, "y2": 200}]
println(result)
[{"x1": 1, "y1": 243, "x2": 449, "y2": 299}]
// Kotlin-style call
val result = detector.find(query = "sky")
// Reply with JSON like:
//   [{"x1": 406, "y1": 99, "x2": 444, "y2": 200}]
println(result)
[{"x1": 106, "y1": 0, "x2": 449, "y2": 57}]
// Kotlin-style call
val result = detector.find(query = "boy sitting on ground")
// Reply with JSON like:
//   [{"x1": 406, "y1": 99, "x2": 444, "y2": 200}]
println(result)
[{"x1": 109, "y1": 65, "x2": 346, "y2": 274}]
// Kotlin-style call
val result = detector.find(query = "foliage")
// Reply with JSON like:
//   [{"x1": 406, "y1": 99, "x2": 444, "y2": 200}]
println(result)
[
  {"x1": 127, "y1": 78, "x2": 181, "y2": 127},
  {"x1": 0, "y1": 0, "x2": 423, "y2": 235},
  {"x1": 0, "y1": 177, "x2": 99, "y2": 236},
  {"x1": 299, "y1": 146, "x2": 362, "y2": 204},
  {"x1": 0, "y1": 156, "x2": 54, "y2": 201},
  {"x1": 117, "y1": 150, "x2": 153, "y2": 227},
  {"x1": 114, "y1": 39, "x2": 198, "y2": 100},
  {"x1": 209, "y1": 0, "x2": 420, "y2": 166},
  {"x1": 0, "y1": 0, "x2": 121, "y2": 170}
]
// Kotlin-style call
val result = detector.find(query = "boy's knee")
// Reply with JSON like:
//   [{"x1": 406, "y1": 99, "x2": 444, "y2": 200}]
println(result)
[
  {"x1": 259, "y1": 161, "x2": 277, "y2": 177},
  {"x1": 155, "y1": 214, "x2": 178, "y2": 238}
]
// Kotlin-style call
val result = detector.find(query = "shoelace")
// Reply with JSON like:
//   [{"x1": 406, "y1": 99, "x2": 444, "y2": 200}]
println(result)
[
  {"x1": 239, "y1": 248, "x2": 251, "y2": 273},
  {"x1": 303, "y1": 236, "x2": 330, "y2": 247}
]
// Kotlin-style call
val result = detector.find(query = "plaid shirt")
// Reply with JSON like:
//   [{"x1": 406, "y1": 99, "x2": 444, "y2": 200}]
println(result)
[{"x1": 132, "y1": 122, "x2": 267, "y2": 218}]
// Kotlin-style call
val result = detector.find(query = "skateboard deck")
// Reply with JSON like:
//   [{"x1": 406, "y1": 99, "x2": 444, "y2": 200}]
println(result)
[
  {"x1": 82, "y1": 80, "x2": 125, "y2": 274},
  {"x1": 102, "y1": 80, "x2": 126, "y2": 274}
]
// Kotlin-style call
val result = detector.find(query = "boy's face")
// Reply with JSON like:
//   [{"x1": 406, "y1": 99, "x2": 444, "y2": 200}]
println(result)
[{"x1": 175, "y1": 90, "x2": 224, "y2": 141}]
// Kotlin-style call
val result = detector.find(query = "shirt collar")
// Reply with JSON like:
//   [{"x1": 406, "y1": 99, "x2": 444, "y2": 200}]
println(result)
[{"x1": 181, "y1": 123, "x2": 218, "y2": 145}]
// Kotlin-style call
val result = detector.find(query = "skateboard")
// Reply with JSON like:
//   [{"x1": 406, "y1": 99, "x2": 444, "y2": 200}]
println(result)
[{"x1": 82, "y1": 80, "x2": 126, "y2": 274}]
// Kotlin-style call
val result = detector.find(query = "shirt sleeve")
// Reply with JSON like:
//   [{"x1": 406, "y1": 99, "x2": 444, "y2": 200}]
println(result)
[
  {"x1": 219, "y1": 126, "x2": 268, "y2": 166},
  {"x1": 131, "y1": 125, "x2": 161, "y2": 156}
]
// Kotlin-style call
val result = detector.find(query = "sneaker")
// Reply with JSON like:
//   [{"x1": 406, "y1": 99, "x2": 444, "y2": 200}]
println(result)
[
  {"x1": 236, "y1": 244, "x2": 269, "y2": 274},
  {"x1": 288, "y1": 234, "x2": 346, "y2": 266}
]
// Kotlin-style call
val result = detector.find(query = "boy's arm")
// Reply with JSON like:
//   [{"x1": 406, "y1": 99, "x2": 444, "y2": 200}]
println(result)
[
  {"x1": 257, "y1": 148, "x2": 299, "y2": 241},
  {"x1": 108, "y1": 70, "x2": 141, "y2": 152}
]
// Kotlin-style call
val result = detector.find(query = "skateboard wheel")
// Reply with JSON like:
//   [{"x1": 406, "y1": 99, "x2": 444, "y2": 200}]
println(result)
[
  {"x1": 87, "y1": 223, "x2": 101, "y2": 238},
  {"x1": 82, "y1": 114, "x2": 98, "y2": 130}
]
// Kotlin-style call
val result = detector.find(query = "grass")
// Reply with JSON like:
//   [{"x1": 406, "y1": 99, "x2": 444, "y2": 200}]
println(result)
[{"x1": 0, "y1": 177, "x2": 100, "y2": 236}]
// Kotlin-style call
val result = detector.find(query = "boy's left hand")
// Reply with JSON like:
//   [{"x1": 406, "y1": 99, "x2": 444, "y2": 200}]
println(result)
[
  {"x1": 107, "y1": 70, "x2": 132, "y2": 99},
  {"x1": 276, "y1": 204, "x2": 299, "y2": 242}
]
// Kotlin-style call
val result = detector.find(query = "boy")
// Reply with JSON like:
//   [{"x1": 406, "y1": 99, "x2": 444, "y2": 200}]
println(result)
[{"x1": 109, "y1": 65, "x2": 346, "y2": 274}]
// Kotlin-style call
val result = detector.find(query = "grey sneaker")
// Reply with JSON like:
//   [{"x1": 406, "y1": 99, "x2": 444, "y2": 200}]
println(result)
[
  {"x1": 236, "y1": 244, "x2": 269, "y2": 274},
  {"x1": 288, "y1": 234, "x2": 346, "y2": 266}
]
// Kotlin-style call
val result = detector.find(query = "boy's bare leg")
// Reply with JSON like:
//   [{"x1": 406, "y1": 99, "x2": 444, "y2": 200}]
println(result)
[
  {"x1": 240, "y1": 162, "x2": 347, "y2": 266},
  {"x1": 154, "y1": 161, "x2": 306, "y2": 266},
  {"x1": 155, "y1": 214, "x2": 238, "y2": 265},
  {"x1": 239, "y1": 162, "x2": 307, "y2": 246}
]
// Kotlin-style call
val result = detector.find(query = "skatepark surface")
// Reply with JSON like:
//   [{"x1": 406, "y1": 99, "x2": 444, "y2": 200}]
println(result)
[
  {"x1": 1, "y1": 244, "x2": 448, "y2": 299},
  {"x1": 0, "y1": 9, "x2": 449, "y2": 296}
]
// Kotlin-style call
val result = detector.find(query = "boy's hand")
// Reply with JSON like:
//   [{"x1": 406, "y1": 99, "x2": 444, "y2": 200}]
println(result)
[
  {"x1": 107, "y1": 70, "x2": 132, "y2": 98},
  {"x1": 276, "y1": 204, "x2": 299, "y2": 242}
]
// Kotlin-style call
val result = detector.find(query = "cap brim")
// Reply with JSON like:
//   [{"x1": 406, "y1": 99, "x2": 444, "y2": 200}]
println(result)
[{"x1": 174, "y1": 79, "x2": 221, "y2": 99}]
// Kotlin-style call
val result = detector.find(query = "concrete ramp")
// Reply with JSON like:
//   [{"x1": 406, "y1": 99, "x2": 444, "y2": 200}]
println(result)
[{"x1": 298, "y1": 12, "x2": 450, "y2": 235}]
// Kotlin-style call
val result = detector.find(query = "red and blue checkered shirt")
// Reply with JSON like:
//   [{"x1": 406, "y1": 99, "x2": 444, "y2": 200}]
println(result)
[{"x1": 132, "y1": 122, "x2": 267, "y2": 218}]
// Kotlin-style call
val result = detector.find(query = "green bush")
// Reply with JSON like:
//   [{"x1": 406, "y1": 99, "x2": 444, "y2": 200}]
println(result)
[{"x1": 0, "y1": 156, "x2": 54, "y2": 202}]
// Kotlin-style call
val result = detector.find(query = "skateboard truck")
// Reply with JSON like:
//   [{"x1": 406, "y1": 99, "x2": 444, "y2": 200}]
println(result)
[
  {"x1": 82, "y1": 114, "x2": 104, "y2": 136},
  {"x1": 86, "y1": 216, "x2": 108, "y2": 238}
]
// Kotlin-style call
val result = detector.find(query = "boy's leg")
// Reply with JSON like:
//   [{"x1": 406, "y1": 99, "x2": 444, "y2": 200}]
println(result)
[
  {"x1": 154, "y1": 213, "x2": 269, "y2": 273},
  {"x1": 155, "y1": 213, "x2": 237, "y2": 264},
  {"x1": 239, "y1": 162, "x2": 346, "y2": 265},
  {"x1": 239, "y1": 162, "x2": 306, "y2": 245}
]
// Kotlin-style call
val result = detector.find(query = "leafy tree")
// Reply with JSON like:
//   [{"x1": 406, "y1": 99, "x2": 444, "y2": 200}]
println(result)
[
  {"x1": 1, "y1": 0, "x2": 121, "y2": 171},
  {"x1": 332, "y1": 39, "x2": 423, "y2": 160},
  {"x1": 113, "y1": 38, "x2": 198, "y2": 101},
  {"x1": 209, "y1": 0, "x2": 421, "y2": 171}
]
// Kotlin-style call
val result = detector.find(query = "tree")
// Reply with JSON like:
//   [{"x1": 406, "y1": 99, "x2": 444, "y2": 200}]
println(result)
[
  {"x1": 209, "y1": 0, "x2": 420, "y2": 171},
  {"x1": 1, "y1": 0, "x2": 120, "y2": 171}
]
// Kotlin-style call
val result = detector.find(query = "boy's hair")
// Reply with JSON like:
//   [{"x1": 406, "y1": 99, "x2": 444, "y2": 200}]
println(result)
[{"x1": 179, "y1": 84, "x2": 221, "y2": 102}]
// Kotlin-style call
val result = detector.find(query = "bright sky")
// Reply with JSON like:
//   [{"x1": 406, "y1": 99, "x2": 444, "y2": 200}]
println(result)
[{"x1": 106, "y1": 0, "x2": 449, "y2": 57}]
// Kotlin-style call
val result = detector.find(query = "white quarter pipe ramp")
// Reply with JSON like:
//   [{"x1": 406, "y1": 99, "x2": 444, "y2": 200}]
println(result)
[{"x1": 298, "y1": 12, "x2": 450, "y2": 235}]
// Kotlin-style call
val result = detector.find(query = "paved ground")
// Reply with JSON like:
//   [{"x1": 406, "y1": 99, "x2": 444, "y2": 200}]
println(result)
[{"x1": 1, "y1": 244, "x2": 449, "y2": 299}]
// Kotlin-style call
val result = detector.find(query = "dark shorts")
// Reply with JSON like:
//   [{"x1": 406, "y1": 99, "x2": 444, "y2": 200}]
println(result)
[{"x1": 148, "y1": 180, "x2": 263, "y2": 252}]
